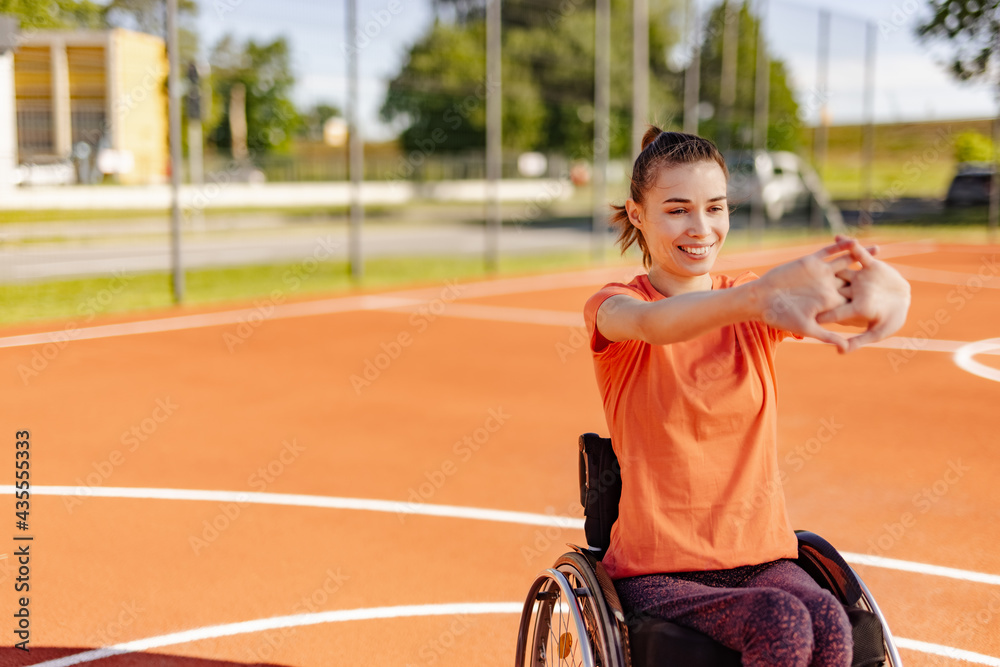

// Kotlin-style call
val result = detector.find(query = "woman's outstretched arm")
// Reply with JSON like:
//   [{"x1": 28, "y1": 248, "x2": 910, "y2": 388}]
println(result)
[{"x1": 597, "y1": 238, "x2": 864, "y2": 352}]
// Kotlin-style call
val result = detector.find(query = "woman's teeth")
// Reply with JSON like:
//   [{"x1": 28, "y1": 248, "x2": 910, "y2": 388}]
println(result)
[{"x1": 679, "y1": 245, "x2": 711, "y2": 256}]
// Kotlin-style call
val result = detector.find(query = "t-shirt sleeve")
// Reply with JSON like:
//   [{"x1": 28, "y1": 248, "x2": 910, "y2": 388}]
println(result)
[
  {"x1": 584, "y1": 283, "x2": 646, "y2": 353},
  {"x1": 729, "y1": 271, "x2": 803, "y2": 343}
]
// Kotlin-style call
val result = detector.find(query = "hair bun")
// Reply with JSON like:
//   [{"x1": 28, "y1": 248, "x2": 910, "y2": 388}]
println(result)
[{"x1": 641, "y1": 125, "x2": 664, "y2": 151}]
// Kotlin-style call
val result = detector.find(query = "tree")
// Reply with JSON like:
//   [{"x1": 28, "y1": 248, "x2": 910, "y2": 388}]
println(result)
[
  {"x1": 916, "y1": 1, "x2": 1000, "y2": 82},
  {"x1": 954, "y1": 130, "x2": 995, "y2": 162},
  {"x1": 382, "y1": 0, "x2": 678, "y2": 159},
  {"x1": 206, "y1": 35, "x2": 301, "y2": 157},
  {"x1": 0, "y1": 0, "x2": 105, "y2": 29},
  {"x1": 696, "y1": 1, "x2": 803, "y2": 152},
  {"x1": 381, "y1": 20, "x2": 548, "y2": 156},
  {"x1": 300, "y1": 103, "x2": 342, "y2": 141}
]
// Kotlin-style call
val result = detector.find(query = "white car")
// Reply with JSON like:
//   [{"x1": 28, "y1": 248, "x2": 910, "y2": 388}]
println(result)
[{"x1": 726, "y1": 151, "x2": 813, "y2": 221}]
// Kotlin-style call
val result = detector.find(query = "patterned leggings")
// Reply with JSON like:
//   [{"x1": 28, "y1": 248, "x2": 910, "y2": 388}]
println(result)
[{"x1": 614, "y1": 559, "x2": 853, "y2": 667}]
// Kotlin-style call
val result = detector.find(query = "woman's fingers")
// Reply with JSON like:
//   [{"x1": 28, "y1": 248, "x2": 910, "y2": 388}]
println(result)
[
  {"x1": 801, "y1": 321, "x2": 849, "y2": 352},
  {"x1": 814, "y1": 237, "x2": 856, "y2": 257},
  {"x1": 846, "y1": 326, "x2": 886, "y2": 353},
  {"x1": 816, "y1": 302, "x2": 858, "y2": 325},
  {"x1": 836, "y1": 268, "x2": 858, "y2": 283},
  {"x1": 844, "y1": 239, "x2": 877, "y2": 267}
]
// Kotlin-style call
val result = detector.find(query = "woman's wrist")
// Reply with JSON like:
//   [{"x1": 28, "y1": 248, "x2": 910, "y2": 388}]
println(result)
[{"x1": 732, "y1": 280, "x2": 767, "y2": 324}]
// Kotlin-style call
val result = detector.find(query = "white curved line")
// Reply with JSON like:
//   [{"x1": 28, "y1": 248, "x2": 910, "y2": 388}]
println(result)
[
  {"x1": 24, "y1": 602, "x2": 1000, "y2": 667},
  {"x1": 895, "y1": 638, "x2": 1000, "y2": 666},
  {"x1": 1, "y1": 485, "x2": 586, "y2": 529},
  {"x1": 954, "y1": 338, "x2": 1000, "y2": 383},
  {"x1": 14, "y1": 485, "x2": 1000, "y2": 588},
  {"x1": 27, "y1": 602, "x2": 524, "y2": 667}
]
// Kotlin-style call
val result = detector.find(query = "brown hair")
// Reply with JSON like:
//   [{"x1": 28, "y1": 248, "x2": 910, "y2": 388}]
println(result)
[{"x1": 611, "y1": 127, "x2": 729, "y2": 269}]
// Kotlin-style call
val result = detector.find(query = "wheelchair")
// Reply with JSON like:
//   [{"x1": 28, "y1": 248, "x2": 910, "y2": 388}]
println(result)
[{"x1": 514, "y1": 433, "x2": 904, "y2": 667}]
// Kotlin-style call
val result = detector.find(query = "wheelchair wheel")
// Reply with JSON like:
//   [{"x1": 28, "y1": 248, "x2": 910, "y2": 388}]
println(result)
[{"x1": 515, "y1": 551, "x2": 630, "y2": 667}]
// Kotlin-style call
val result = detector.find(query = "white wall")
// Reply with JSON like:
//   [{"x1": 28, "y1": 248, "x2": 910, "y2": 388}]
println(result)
[{"x1": 0, "y1": 49, "x2": 17, "y2": 188}]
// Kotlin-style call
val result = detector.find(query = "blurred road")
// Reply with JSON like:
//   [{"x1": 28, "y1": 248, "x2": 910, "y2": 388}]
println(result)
[{"x1": 0, "y1": 213, "x2": 599, "y2": 283}]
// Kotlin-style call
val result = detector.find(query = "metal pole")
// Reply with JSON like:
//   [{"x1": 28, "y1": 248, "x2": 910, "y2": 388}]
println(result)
[
  {"x1": 347, "y1": 0, "x2": 364, "y2": 280},
  {"x1": 593, "y1": 0, "x2": 610, "y2": 260},
  {"x1": 632, "y1": 0, "x2": 649, "y2": 159},
  {"x1": 683, "y1": 0, "x2": 701, "y2": 135},
  {"x1": 186, "y1": 62, "x2": 205, "y2": 230},
  {"x1": 860, "y1": 20, "x2": 876, "y2": 228},
  {"x1": 486, "y1": 0, "x2": 501, "y2": 271},
  {"x1": 718, "y1": 0, "x2": 738, "y2": 152},
  {"x1": 989, "y1": 28, "x2": 1000, "y2": 236},
  {"x1": 166, "y1": 0, "x2": 184, "y2": 303},
  {"x1": 811, "y1": 8, "x2": 830, "y2": 231},
  {"x1": 750, "y1": 0, "x2": 769, "y2": 240}
]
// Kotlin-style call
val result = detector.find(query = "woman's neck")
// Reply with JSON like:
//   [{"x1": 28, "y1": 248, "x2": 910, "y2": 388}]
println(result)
[{"x1": 647, "y1": 266, "x2": 714, "y2": 297}]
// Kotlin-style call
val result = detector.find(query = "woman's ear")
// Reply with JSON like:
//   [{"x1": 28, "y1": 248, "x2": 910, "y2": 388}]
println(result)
[{"x1": 625, "y1": 199, "x2": 643, "y2": 229}]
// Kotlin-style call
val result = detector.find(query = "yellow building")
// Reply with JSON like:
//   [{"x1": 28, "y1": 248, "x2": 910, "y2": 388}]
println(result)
[{"x1": 14, "y1": 28, "x2": 168, "y2": 185}]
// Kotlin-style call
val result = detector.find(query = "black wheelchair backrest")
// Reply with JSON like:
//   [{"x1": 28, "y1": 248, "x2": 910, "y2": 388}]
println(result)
[{"x1": 578, "y1": 432, "x2": 622, "y2": 556}]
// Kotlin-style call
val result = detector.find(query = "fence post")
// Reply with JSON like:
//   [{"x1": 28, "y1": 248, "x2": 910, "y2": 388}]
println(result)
[{"x1": 167, "y1": 0, "x2": 184, "y2": 303}]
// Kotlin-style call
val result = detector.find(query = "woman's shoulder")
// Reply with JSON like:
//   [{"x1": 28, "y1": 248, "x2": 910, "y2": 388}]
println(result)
[{"x1": 586, "y1": 274, "x2": 650, "y2": 305}]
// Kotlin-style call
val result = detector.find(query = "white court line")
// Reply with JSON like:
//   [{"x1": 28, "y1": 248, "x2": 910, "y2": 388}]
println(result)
[
  {"x1": 843, "y1": 552, "x2": 1000, "y2": 587},
  {"x1": 23, "y1": 603, "x2": 1000, "y2": 667},
  {"x1": 954, "y1": 338, "x2": 1000, "y2": 383},
  {"x1": 17, "y1": 484, "x2": 1000, "y2": 666},
  {"x1": 0, "y1": 239, "x2": 937, "y2": 350},
  {"x1": 0, "y1": 485, "x2": 584, "y2": 529},
  {"x1": 26, "y1": 602, "x2": 524, "y2": 667},
  {"x1": 894, "y1": 638, "x2": 1000, "y2": 667},
  {"x1": 385, "y1": 302, "x2": 585, "y2": 327},
  {"x1": 892, "y1": 263, "x2": 1000, "y2": 289},
  {"x1": 12, "y1": 485, "x2": 1000, "y2": 587},
  {"x1": 0, "y1": 295, "x2": 423, "y2": 350}
]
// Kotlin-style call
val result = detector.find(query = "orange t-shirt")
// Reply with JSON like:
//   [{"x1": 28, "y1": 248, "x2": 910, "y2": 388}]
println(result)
[{"x1": 583, "y1": 272, "x2": 799, "y2": 579}]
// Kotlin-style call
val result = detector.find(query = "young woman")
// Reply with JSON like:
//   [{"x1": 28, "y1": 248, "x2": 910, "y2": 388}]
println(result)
[{"x1": 583, "y1": 128, "x2": 910, "y2": 666}]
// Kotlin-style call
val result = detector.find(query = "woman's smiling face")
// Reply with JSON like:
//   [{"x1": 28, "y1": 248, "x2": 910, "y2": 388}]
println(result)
[{"x1": 628, "y1": 160, "x2": 729, "y2": 287}]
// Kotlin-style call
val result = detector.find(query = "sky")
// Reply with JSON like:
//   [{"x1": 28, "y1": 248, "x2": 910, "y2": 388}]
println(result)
[{"x1": 194, "y1": 0, "x2": 998, "y2": 141}]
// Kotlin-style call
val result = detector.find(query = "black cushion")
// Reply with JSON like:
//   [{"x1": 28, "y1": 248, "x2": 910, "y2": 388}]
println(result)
[
  {"x1": 627, "y1": 613, "x2": 741, "y2": 667},
  {"x1": 579, "y1": 432, "x2": 621, "y2": 555},
  {"x1": 847, "y1": 608, "x2": 887, "y2": 667}
]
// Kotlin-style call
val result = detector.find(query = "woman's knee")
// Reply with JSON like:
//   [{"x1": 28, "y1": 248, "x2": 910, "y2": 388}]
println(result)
[
  {"x1": 802, "y1": 591, "x2": 853, "y2": 665},
  {"x1": 743, "y1": 589, "x2": 815, "y2": 666}
]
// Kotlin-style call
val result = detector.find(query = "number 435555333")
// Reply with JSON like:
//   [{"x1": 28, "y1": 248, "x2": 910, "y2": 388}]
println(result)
[{"x1": 15, "y1": 431, "x2": 29, "y2": 530}]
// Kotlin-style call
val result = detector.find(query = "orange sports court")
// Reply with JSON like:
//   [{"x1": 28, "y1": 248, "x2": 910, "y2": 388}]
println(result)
[{"x1": 0, "y1": 238, "x2": 998, "y2": 666}]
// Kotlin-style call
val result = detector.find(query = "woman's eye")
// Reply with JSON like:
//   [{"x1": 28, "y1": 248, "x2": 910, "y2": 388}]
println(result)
[{"x1": 668, "y1": 208, "x2": 686, "y2": 215}]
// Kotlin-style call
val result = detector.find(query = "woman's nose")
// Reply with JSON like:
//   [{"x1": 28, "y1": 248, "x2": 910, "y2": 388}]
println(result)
[{"x1": 687, "y1": 211, "x2": 711, "y2": 236}]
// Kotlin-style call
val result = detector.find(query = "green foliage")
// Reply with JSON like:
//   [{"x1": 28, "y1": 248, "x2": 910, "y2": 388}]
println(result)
[
  {"x1": 954, "y1": 130, "x2": 995, "y2": 162},
  {"x1": 299, "y1": 103, "x2": 342, "y2": 141},
  {"x1": 207, "y1": 35, "x2": 301, "y2": 157},
  {"x1": 916, "y1": 0, "x2": 1000, "y2": 82},
  {"x1": 103, "y1": 0, "x2": 198, "y2": 36},
  {"x1": 0, "y1": 0, "x2": 105, "y2": 29},
  {"x1": 695, "y1": 1, "x2": 802, "y2": 152},
  {"x1": 381, "y1": 22, "x2": 497, "y2": 154},
  {"x1": 382, "y1": 0, "x2": 678, "y2": 159},
  {"x1": 0, "y1": 0, "x2": 199, "y2": 65}
]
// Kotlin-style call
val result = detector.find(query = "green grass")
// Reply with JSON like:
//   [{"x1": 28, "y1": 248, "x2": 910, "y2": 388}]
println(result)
[
  {"x1": 803, "y1": 117, "x2": 994, "y2": 201},
  {"x1": 0, "y1": 250, "x2": 625, "y2": 327}
]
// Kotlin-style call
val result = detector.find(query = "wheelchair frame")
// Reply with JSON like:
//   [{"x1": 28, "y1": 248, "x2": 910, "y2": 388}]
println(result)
[{"x1": 514, "y1": 433, "x2": 903, "y2": 667}]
